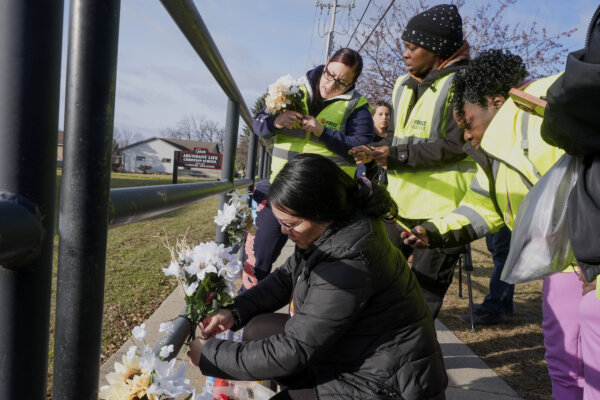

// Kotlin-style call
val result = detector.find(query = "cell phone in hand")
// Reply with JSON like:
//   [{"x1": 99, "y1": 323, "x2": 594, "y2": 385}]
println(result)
[{"x1": 509, "y1": 88, "x2": 547, "y2": 118}]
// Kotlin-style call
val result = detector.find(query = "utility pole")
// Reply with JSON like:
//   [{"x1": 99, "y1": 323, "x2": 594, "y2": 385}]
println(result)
[{"x1": 316, "y1": 1, "x2": 354, "y2": 61}]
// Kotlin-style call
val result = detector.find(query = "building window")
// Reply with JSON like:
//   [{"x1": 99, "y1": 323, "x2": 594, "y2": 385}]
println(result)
[
  {"x1": 136, "y1": 155, "x2": 145, "y2": 161},
  {"x1": 162, "y1": 158, "x2": 172, "y2": 163}
]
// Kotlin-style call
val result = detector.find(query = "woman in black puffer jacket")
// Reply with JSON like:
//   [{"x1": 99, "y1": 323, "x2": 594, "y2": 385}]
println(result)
[{"x1": 188, "y1": 153, "x2": 447, "y2": 399}]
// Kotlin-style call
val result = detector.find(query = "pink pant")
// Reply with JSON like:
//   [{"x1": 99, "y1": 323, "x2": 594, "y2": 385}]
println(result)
[
  {"x1": 580, "y1": 290, "x2": 600, "y2": 400},
  {"x1": 543, "y1": 273, "x2": 600, "y2": 400}
]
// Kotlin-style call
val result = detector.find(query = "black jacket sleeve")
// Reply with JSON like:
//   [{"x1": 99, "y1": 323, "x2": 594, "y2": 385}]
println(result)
[
  {"x1": 199, "y1": 258, "x2": 372, "y2": 381},
  {"x1": 229, "y1": 255, "x2": 296, "y2": 328}
]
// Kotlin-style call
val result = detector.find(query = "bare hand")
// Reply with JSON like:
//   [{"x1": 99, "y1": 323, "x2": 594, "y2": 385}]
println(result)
[
  {"x1": 199, "y1": 309, "x2": 235, "y2": 338},
  {"x1": 274, "y1": 110, "x2": 304, "y2": 130},
  {"x1": 371, "y1": 146, "x2": 390, "y2": 168},
  {"x1": 402, "y1": 226, "x2": 430, "y2": 248},
  {"x1": 577, "y1": 267, "x2": 597, "y2": 296},
  {"x1": 349, "y1": 145, "x2": 374, "y2": 165},
  {"x1": 187, "y1": 337, "x2": 206, "y2": 366},
  {"x1": 301, "y1": 115, "x2": 324, "y2": 136}
]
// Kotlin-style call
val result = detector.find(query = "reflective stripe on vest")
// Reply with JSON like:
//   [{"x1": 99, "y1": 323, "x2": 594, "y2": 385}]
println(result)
[
  {"x1": 453, "y1": 205, "x2": 491, "y2": 238},
  {"x1": 270, "y1": 85, "x2": 368, "y2": 181}
]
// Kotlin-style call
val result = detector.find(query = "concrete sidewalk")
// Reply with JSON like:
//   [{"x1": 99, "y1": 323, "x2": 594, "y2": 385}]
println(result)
[{"x1": 100, "y1": 241, "x2": 521, "y2": 399}]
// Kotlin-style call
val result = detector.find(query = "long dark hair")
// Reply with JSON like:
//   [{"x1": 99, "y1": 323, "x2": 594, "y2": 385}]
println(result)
[{"x1": 269, "y1": 153, "x2": 398, "y2": 223}]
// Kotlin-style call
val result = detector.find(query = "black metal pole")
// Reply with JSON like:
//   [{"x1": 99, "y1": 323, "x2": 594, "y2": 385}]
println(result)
[
  {"x1": 258, "y1": 145, "x2": 266, "y2": 179},
  {"x1": 266, "y1": 153, "x2": 272, "y2": 180},
  {"x1": 464, "y1": 244, "x2": 476, "y2": 332},
  {"x1": 0, "y1": 1, "x2": 64, "y2": 398},
  {"x1": 172, "y1": 150, "x2": 180, "y2": 184},
  {"x1": 245, "y1": 133, "x2": 258, "y2": 181},
  {"x1": 215, "y1": 99, "x2": 240, "y2": 245},
  {"x1": 52, "y1": 1, "x2": 121, "y2": 398}
]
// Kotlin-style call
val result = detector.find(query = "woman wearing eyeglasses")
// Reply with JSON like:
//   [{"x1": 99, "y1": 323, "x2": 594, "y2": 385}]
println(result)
[
  {"x1": 189, "y1": 154, "x2": 447, "y2": 400},
  {"x1": 242, "y1": 48, "x2": 375, "y2": 292}
]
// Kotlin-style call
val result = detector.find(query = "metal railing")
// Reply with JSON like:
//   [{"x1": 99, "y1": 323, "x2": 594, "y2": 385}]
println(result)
[{"x1": 0, "y1": 0, "x2": 270, "y2": 398}]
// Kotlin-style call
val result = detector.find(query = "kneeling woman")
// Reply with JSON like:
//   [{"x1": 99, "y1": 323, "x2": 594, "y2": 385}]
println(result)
[{"x1": 188, "y1": 154, "x2": 447, "y2": 399}]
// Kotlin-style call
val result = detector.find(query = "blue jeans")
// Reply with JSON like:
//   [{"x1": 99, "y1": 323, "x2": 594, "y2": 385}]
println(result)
[{"x1": 481, "y1": 225, "x2": 515, "y2": 314}]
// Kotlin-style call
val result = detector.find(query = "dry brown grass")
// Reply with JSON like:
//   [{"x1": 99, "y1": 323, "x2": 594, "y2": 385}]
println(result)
[{"x1": 438, "y1": 238, "x2": 551, "y2": 400}]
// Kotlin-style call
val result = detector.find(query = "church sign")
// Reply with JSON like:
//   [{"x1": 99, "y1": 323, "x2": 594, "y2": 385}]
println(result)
[{"x1": 178, "y1": 147, "x2": 222, "y2": 170}]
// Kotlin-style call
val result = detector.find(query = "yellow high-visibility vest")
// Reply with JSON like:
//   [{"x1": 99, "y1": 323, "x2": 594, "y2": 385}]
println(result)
[
  {"x1": 387, "y1": 73, "x2": 477, "y2": 219},
  {"x1": 270, "y1": 84, "x2": 370, "y2": 182},
  {"x1": 429, "y1": 74, "x2": 565, "y2": 239}
]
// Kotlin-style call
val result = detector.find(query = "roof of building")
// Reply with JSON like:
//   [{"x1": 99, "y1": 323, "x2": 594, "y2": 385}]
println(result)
[{"x1": 120, "y1": 137, "x2": 220, "y2": 153}]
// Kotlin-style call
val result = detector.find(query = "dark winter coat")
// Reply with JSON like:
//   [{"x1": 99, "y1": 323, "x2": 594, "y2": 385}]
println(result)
[
  {"x1": 199, "y1": 213, "x2": 448, "y2": 399},
  {"x1": 541, "y1": 4, "x2": 600, "y2": 282}
]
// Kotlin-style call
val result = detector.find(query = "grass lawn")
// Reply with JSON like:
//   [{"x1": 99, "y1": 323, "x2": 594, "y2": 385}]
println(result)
[{"x1": 47, "y1": 172, "x2": 220, "y2": 395}]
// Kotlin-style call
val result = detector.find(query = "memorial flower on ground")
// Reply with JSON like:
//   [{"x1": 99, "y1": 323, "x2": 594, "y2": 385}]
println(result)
[
  {"x1": 99, "y1": 324, "x2": 194, "y2": 400},
  {"x1": 264, "y1": 74, "x2": 308, "y2": 115}
]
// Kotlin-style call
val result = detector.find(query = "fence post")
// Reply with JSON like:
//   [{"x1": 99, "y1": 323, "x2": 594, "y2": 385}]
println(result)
[
  {"x1": 52, "y1": 0, "x2": 121, "y2": 398},
  {"x1": 258, "y1": 145, "x2": 266, "y2": 179},
  {"x1": 172, "y1": 150, "x2": 180, "y2": 184},
  {"x1": 215, "y1": 99, "x2": 240, "y2": 245},
  {"x1": 245, "y1": 133, "x2": 258, "y2": 181},
  {"x1": 0, "y1": 1, "x2": 64, "y2": 398}
]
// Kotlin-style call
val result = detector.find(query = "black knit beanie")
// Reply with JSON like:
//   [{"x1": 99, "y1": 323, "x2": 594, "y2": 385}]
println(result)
[{"x1": 402, "y1": 4, "x2": 463, "y2": 59}]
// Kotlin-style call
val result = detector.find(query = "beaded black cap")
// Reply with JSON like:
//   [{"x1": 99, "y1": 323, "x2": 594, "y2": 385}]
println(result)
[{"x1": 402, "y1": 4, "x2": 463, "y2": 59}]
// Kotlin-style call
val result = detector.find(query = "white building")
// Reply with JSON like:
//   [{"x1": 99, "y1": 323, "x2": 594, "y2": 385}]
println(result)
[{"x1": 120, "y1": 137, "x2": 221, "y2": 177}]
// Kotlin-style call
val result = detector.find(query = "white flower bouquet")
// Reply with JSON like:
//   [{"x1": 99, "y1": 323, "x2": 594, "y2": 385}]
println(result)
[
  {"x1": 99, "y1": 323, "x2": 194, "y2": 400},
  {"x1": 163, "y1": 238, "x2": 242, "y2": 341},
  {"x1": 213, "y1": 191, "x2": 255, "y2": 245},
  {"x1": 264, "y1": 74, "x2": 308, "y2": 115}
]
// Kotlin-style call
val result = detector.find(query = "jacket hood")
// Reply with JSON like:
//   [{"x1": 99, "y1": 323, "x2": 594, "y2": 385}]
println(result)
[{"x1": 541, "y1": 4, "x2": 600, "y2": 155}]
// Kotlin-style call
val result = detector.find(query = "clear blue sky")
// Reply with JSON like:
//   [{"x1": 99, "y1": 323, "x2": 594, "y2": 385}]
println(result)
[{"x1": 57, "y1": 0, "x2": 597, "y2": 139}]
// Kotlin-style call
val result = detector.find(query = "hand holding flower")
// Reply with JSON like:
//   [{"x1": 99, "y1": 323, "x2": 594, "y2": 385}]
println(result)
[
  {"x1": 200, "y1": 309, "x2": 235, "y2": 338},
  {"x1": 301, "y1": 115, "x2": 324, "y2": 137},
  {"x1": 274, "y1": 110, "x2": 304, "y2": 130}
]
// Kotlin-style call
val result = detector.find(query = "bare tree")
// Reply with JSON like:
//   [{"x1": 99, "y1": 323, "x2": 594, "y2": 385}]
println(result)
[
  {"x1": 351, "y1": 0, "x2": 576, "y2": 102},
  {"x1": 162, "y1": 114, "x2": 225, "y2": 152},
  {"x1": 113, "y1": 127, "x2": 145, "y2": 154},
  {"x1": 237, "y1": 93, "x2": 268, "y2": 173}
]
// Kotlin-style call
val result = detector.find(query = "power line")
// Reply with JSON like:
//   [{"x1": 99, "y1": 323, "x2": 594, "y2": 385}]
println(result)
[
  {"x1": 346, "y1": 0, "x2": 372, "y2": 48},
  {"x1": 306, "y1": 5, "x2": 319, "y2": 70},
  {"x1": 316, "y1": 1, "x2": 355, "y2": 60},
  {"x1": 358, "y1": 0, "x2": 396, "y2": 52}
]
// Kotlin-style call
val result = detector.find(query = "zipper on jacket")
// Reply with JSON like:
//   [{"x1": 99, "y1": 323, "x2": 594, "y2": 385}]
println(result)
[{"x1": 586, "y1": 4, "x2": 600, "y2": 47}]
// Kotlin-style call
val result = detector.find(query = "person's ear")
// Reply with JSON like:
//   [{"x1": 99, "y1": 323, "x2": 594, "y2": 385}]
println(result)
[{"x1": 491, "y1": 95, "x2": 506, "y2": 109}]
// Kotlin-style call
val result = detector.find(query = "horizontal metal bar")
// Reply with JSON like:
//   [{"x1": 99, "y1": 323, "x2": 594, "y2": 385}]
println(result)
[
  {"x1": 0, "y1": 193, "x2": 44, "y2": 268},
  {"x1": 109, "y1": 180, "x2": 232, "y2": 227}
]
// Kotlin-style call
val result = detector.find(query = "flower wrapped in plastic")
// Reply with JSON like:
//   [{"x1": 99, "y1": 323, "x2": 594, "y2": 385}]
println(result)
[
  {"x1": 99, "y1": 324, "x2": 194, "y2": 400},
  {"x1": 163, "y1": 238, "x2": 242, "y2": 341},
  {"x1": 264, "y1": 74, "x2": 308, "y2": 115},
  {"x1": 214, "y1": 190, "x2": 255, "y2": 245}
]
